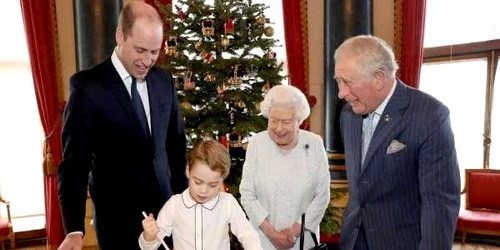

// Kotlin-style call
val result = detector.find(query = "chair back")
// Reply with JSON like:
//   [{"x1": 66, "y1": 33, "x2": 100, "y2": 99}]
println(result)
[{"x1": 465, "y1": 169, "x2": 500, "y2": 212}]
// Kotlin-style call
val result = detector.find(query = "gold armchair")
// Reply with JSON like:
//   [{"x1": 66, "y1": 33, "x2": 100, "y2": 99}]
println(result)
[{"x1": 0, "y1": 194, "x2": 14, "y2": 250}]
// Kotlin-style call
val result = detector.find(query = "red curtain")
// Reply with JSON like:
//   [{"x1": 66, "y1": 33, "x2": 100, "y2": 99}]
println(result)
[
  {"x1": 20, "y1": 0, "x2": 65, "y2": 247},
  {"x1": 282, "y1": 0, "x2": 315, "y2": 129},
  {"x1": 282, "y1": 0, "x2": 309, "y2": 93},
  {"x1": 394, "y1": 0, "x2": 427, "y2": 89}
]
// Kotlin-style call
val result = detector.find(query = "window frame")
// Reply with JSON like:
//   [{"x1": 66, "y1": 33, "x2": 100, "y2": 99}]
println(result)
[{"x1": 423, "y1": 39, "x2": 499, "y2": 169}]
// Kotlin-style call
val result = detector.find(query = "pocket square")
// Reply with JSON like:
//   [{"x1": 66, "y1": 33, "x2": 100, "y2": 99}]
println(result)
[{"x1": 387, "y1": 139, "x2": 406, "y2": 154}]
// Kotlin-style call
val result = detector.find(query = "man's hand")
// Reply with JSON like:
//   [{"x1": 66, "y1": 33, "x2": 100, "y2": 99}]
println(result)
[
  {"x1": 142, "y1": 213, "x2": 160, "y2": 242},
  {"x1": 57, "y1": 233, "x2": 83, "y2": 250}
]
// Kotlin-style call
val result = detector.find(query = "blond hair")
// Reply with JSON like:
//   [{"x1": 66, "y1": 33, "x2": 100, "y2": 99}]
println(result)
[{"x1": 188, "y1": 140, "x2": 231, "y2": 179}]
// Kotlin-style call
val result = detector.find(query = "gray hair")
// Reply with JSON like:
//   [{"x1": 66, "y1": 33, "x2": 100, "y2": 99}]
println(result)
[
  {"x1": 334, "y1": 35, "x2": 399, "y2": 79},
  {"x1": 260, "y1": 85, "x2": 310, "y2": 124}
]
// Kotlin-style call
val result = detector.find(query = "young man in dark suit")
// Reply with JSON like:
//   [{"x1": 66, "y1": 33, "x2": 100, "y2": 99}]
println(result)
[
  {"x1": 335, "y1": 35, "x2": 460, "y2": 250},
  {"x1": 57, "y1": 2, "x2": 187, "y2": 249}
]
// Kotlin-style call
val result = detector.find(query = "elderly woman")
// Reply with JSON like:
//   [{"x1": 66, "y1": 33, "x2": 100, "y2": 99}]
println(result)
[{"x1": 239, "y1": 85, "x2": 331, "y2": 250}]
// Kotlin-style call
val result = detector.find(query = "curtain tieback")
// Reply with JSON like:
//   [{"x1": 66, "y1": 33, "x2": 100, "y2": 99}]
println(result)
[{"x1": 43, "y1": 107, "x2": 63, "y2": 176}]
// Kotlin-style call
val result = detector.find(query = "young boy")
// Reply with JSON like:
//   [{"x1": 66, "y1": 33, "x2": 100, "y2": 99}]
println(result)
[{"x1": 139, "y1": 140, "x2": 263, "y2": 250}]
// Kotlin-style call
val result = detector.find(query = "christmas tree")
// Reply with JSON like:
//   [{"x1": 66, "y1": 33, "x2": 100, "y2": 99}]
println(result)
[{"x1": 156, "y1": 0, "x2": 285, "y2": 198}]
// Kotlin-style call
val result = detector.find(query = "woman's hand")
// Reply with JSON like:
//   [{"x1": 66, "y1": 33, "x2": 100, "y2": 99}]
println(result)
[
  {"x1": 260, "y1": 218, "x2": 296, "y2": 249},
  {"x1": 270, "y1": 228, "x2": 296, "y2": 249}
]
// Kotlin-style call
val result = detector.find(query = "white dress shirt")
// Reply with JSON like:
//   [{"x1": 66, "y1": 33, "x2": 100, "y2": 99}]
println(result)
[
  {"x1": 139, "y1": 189, "x2": 263, "y2": 250},
  {"x1": 111, "y1": 49, "x2": 151, "y2": 132}
]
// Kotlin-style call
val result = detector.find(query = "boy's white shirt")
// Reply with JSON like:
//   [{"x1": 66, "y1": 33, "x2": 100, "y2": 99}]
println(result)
[{"x1": 138, "y1": 188, "x2": 263, "y2": 250}]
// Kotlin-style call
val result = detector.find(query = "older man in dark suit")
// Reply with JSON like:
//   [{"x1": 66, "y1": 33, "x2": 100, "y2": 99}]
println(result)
[
  {"x1": 335, "y1": 35, "x2": 460, "y2": 250},
  {"x1": 57, "y1": 2, "x2": 187, "y2": 249}
]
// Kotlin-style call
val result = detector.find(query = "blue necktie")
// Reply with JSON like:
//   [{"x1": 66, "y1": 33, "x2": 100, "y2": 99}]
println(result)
[{"x1": 131, "y1": 77, "x2": 149, "y2": 137}]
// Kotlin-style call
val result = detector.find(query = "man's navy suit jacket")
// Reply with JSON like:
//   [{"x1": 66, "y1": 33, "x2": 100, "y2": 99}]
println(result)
[
  {"x1": 339, "y1": 81, "x2": 461, "y2": 250},
  {"x1": 58, "y1": 58, "x2": 187, "y2": 248}
]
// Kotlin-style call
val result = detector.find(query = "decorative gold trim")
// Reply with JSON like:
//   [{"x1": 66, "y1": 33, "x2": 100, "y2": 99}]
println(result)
[
  {"x1": 329, "y1": 165, "x2": 346, "y2": 171},
  {"x1": 49, "y1": 0, "x2": 63, "y2": 104},
  {"x1": 393, "y1": 0, "x2": 403, "y2": 79},
  {"x1": 300, "y1": 0, "x2": 309, "y2": 94},
  {"x1": 331, "y1": 179, "x2": 348, "y2": 184},
  {"x1": 328, "y1": 153, "x2": 345, "y2": 160}
]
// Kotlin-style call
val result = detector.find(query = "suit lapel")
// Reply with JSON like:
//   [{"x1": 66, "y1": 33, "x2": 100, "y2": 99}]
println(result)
[
  {"x1": 350, "y1": 114, "x2": 364, "y2": 175},
  {"x1": 361, "y1": 81, "x2": 409, "y2": 173},
  {"x1": 103, "y1": 59, "x2": 145, "y2": 137},
  {"x1": 146, "y1": 73, "x2": 161, "y2": 142}
]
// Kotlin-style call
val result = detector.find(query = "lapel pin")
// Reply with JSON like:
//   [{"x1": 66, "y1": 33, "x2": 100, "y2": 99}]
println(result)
[{"x1": 384, "y1": 114, "x2": 391, "y2": 121}]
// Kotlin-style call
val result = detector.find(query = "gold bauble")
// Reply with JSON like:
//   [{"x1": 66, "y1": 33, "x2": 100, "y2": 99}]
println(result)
[
  {"x1": 256, "y1": 15, "x2": 266, "y2": 25},
  {"x1": 181, "y1": 101, "x2": 192, "y2": 109},
  {"x1": 221, "y1": 36, "x2": 230, "y2": 49},
  {"x1": 264, "y1": 26, "x2": 274, "y2": 37}
]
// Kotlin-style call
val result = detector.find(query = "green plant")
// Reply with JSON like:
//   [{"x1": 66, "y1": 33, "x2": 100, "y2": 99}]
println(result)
[{"x1": 320, "y1": 185, "x2": 348, "y2": 236}]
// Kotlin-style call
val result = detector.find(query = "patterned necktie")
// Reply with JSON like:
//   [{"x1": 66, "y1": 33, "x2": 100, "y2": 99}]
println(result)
[
  {"x1": 361, "y1": 113, "x2": 375, "y2": 164},
  {"x1": 130, "y1": 77, "x2": 150, "y2": 137}
]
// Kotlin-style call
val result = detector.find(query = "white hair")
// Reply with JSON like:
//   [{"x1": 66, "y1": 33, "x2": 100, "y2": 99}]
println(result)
[
  {"x1": 260, "y1": 85, "x2": 310, "y2": 124},
  {"x1": 334, "y1": 35, "x2": 399, "y2": 79}
]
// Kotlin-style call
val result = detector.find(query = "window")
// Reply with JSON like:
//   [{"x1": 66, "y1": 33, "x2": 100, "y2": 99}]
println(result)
[
  {"x1": 421, "y1": 0, "x2": 500, "y2": 190},
  {"x1": 0, "y1": 1, "x2": 45, "y2": 231}
]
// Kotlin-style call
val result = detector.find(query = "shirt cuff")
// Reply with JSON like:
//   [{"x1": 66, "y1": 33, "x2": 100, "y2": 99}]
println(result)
[{"x1": 67, "y1": 231, "x2": 84, "y2": 237}]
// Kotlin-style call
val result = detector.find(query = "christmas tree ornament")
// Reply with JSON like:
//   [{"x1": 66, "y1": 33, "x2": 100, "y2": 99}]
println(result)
[
  {"x1": 194, "y1": 40, "x2": 203, "y2": 51},
  {"x1": 184, "y1": 80, "x2": 196, "y2": 90},
  {"x1": 204, "y1": 73, "x2": 216, "y2": 82},
  {"x1": 224, "y1": 18, "x2": 234, "y2": 34},
  {"x1": 181, "y1": 101, "x2": 192, "y2": 109},
  {"x1": 201, "y1": 19, "x2": 215, "y2": 36},
  {"x1": 219, "y1": 134, "x2": 228, "y2": 147},
  {"x1": 256, "y1": 15, "x2": 266, "y2": 25},
  {"x1": 216, "y1": 85, "x2": 225, "y2": 98},
  {"x1": 265, "y1": 49, "x2": 276, "y2": 59},
  {"x1": 227, "y1": 133, "x2": 242, "y2": 148},
  {"x1": 176, "y1": 6, "x2": 184, "y2": 21},
  {"x1": 221, "y1": 36, "x2": 230, "y2": 50},
  {"x1": 264, "y1": 26, "x2": 274, "y2": 37},
  {"x1": 200, "y1": 50, "x2": 214, "y2": 63},
  {"x1": 228, "y1": 102, "x2": 237, "y2": 128},
  {"x1": 173, "y1": 76, "x2": 183, "y2": 90},
  {"x1": 247, "y1": 65, "x2": 258, "y2": 77},
  {"x1": 235, "y1": 98, "x2": 246, "y2": 108},
  {"x1": 228, "y1": 65, "x2": 243, "y2": 85},
  {"x1": 183, "y1": 71, "x2": 195, "y2": 90},
  {"x1": 165, "y1": 35, "x2": 177, "y2": 56},
  {"x1": 246, "y1": 19, "x2": 254, "y2": 41},
  {"x1": 262, "y1": 81, "x2": 271, "y2": 93}
]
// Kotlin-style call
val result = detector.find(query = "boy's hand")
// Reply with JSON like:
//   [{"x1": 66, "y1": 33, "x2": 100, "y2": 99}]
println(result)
[{"x1": 142, "y1": 213, "x2": 160, "y2": 242}]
